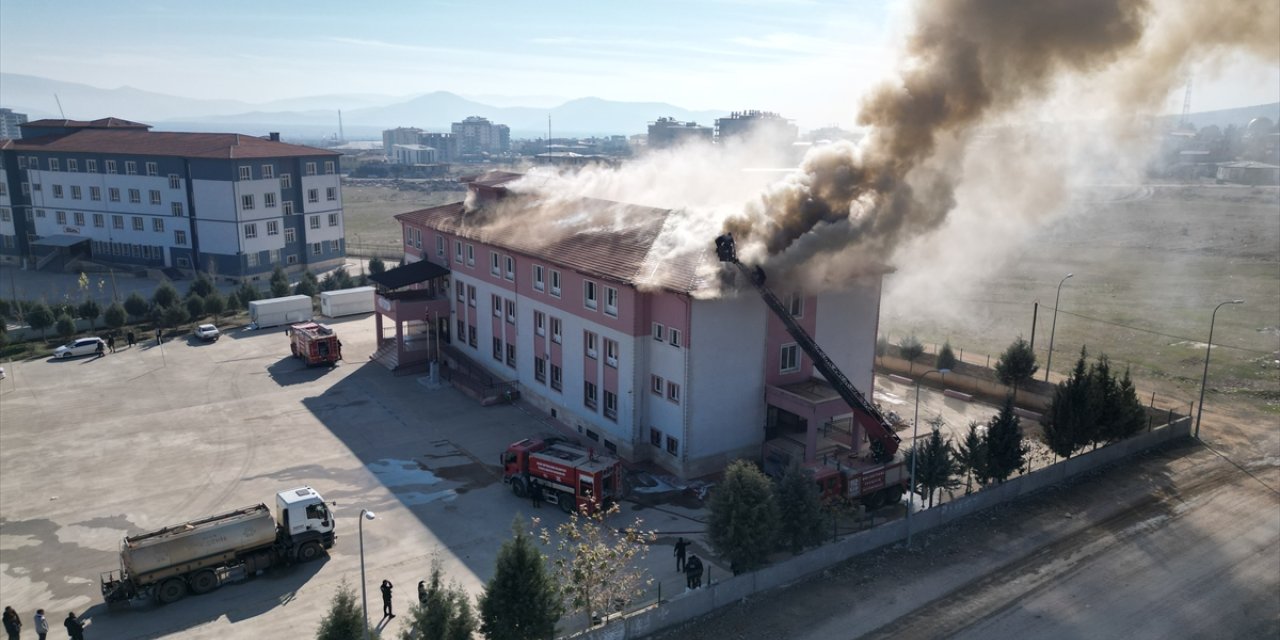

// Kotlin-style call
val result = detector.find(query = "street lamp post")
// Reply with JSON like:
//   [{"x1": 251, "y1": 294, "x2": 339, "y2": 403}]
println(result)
[
  {"x1": 907, "y1": 368, "x2": 949, "y2": 547},
  {"x1": 1044, "y1": 273, "x2": 1074, "y2": 382},
  {"x1": 359, "y1": 509, "x2": 377, "y2": 640},
  {"x1": 1195, "y1": 299, "x2": 1243, "y2": 438}
]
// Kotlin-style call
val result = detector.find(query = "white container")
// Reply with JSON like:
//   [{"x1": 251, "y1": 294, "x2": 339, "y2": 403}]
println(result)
[
  {"x1": 319, "y1": 286, "x2": 375, "y2": 318},
  {"x1": 249, "y1": 295, "x2": 313, "y2": 328}
]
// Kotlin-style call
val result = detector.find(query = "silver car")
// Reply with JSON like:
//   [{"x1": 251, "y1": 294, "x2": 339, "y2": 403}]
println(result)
[{"x1": 53, "y1": 337, "x2": 106, "y2": 359}]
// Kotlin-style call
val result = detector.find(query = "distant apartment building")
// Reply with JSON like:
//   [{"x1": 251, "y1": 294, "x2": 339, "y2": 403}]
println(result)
[
  {"x1": 419, "y1": 132, "x2": 457, "y2": 163},
  {"x1": 383, "y1": 127, "x2": 424, "y2": 160},
  {"x1": 382, "y1": 128, "x2": 457, "y2": 164},
  {"x1": 0, "y1": 118, "x2": 345, "y2": 277},
  {"x1": 452, "y1": 116, "x2": 510, "y2": 156},
  {"x1": 647, "y1": 117, "x2": 713, "y2": 149},
  {"x1": 0, "y1": 109, "x2": 28, "y2": 140},
  {"x1": 715, "y1": 110, "x2": 799, "y2": 145},
  {"x1": 393, "y1": 144, "x2": 439, "y2": 165}
]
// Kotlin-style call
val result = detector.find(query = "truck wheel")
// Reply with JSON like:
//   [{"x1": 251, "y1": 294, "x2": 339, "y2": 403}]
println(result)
[
  {"x1": 863, "y1": 490, "x2": 887, "y2": 511},
  {"x1": 189, "y1": 570, "x2": 218, "y2": 595},
  {"x1": 882, "y1": 486, "x2": 905, "y2": 506},
  {"x1": 298, "y1": 541, "x2": 324, "y2": 563},
  {"x1": 511, "y1": 478, "x2": 527, "y2": 498},
  {"x1": 290, "y1": 344, "x2": 299, "y2": 357},
  {"x1": 157, "y1": 578, "x2": 188, "y2": 604},
  {"x1": 559, "y1": 493, "x2": 577, "y2": 515}
]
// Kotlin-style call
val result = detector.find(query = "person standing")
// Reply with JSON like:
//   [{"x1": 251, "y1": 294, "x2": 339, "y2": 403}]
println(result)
[
  {"x1": 380, "y1": 579, "x2": 394, "y2": 619},
  {"x1": 417, "y1": 580, "x2": 427, "y2": 606},
  {"x1": 674, "y1": 537, "x2": 690, "y2": 572},
  {"x1": 126, "y1": 331, "x2": 135, "y2": 348},
  {"x1": 106, "y1": 335, "x2": 116, "y2": 353},
  {"x1": 32, "y1": 610, "x2": 47, "y2": 640},
  {"x1": 63, "y1": 612, "x2": 83, "y2": 640},
  {"x1": 529, "y1": 478, "x2": 543, "y2": 509},
  {"x1": 95, "y1": 341, "x2": 105, "y2": 358},
  {"x1": 155, "y1": 329, "x2": 162, "y2": 345},
  {"x1": 3, "y1": 606, "x2": 20, "y2": 640}
]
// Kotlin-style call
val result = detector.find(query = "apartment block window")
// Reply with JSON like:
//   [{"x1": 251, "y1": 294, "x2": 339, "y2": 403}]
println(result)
[
  {"x1": 456, "y1": 283, "x2": 466, "y2": 303},
  {"x1": 309, "y1": 216, "x2": 320, "y2": 230},
  {"x1": 550, "y1": 364, "x2": 562, "y2": 391},
  {"x1": 650, "y1": 428, "x2": 662, "y2": 447},
  {"x1": 169, "y1": 174, "x2": 181, "y2": 189},
  {"x1": 328, "y1": 213, "x2": 338, "y2": 227},
  {"x1": 457, "y1": 319, "x2": 466, "y2": 340},
  {"x1": 534, "y1": 265, "x2": 545, "y2": 291},
  {"x1": 92, "y1": 213, "x2": 103, "y2": 227},
  {"x1": 468, "y1": 325, "x2": 477, "y2": 347},
  {"x1": 106, "y1": 160, "x2": 117, "y2": 174},
  {"x1": 534, "y1": 311, "x2": 546, "y2": 336},
  {"x1": 175, "y1": 230, "x2": 187, "y2": 245},
  {"x1": 535, "y1": 357, "x2": 547, "y2": 383},
  {"x1": 312, "y1": 242, "x2": 322, "y2": 256},
  {"x1": 48, "y1": 158, "x2": 59, "y2": 171},
  {"x1": 109, "y1": 187, "x2": 121, "y2": 202},
  {"x1": 168, "y1": 202, "x2": 182, "y2": 217},
  {"x1": 505, "y1": 299, "x2": 515, "y2": 324},
  {"x1": 305, "y1": 162, "x2": 317, "y2": 176},
  {"x1": 67, "y1": 159, "x2": 78, "y2": 172},
  {"x1": 87, "y1": 159, "x2": 101, "y2": 173},
  {"x1": 282, "y1": 201, "x2": 294, "y2": 215},
  {"x1": 652, "y1": 323, "x2": 664, "y2": 342},
  {"x1": 780, "y1": 344, "x2": 799, "y2": 373},
  {"x1": 125, "y1": 161, "x2": 137, "y2": 175},
  {"x1": 286, "y1": 254, "x2": 298, "y2": 265},
  {"x1": 506, "y1": 343, "x2": 516, "y2": 367},
  {"x1": 241, "y1": 194, "x2": 254, "y2": 210},
  {"x1": 493, "y1": 337, "x2": 503, "y2": 362},
  {"x1": 605, "y1": 287, "x2": 618, "y2": 317},
  {"x1": 132, "y1": 216, "x2": 144, "y2": 231},
  {"x1": 35, "y1": 209, "x2": 46, "y2": 218},
  {"x1": 270, "y1": 249, "x2": 281, "y2": 264},
  {"x1": 0, "y1": 209, "x2": 8, "y2": 222},
  {"x1": 550, "y1": 317, "x2": 562, "y2": 343},
  {"x1": 504, "y1": 256, "x2": 515, "y2": 280},
  {"x1": 651, "y1": 375, "x2": 664, "y2": 395},
  {"x1": 284, "y1": 227, "x2": 295, "y2": 243},
  {"x1": 405, "y1": 229, "x2": 413, "y2": 246},
  {"x1": 669, "y1": 328, "x2": 682, "y2": 348},
  {"x1": 666, "y1": 436, "x2": 679, "y2": 456},
  {"x1": 146, "y1": 162, "x2": 158, "y2": 176},
  {"x1": 244, "y1": 223, "x2": 258, "y2": 239},
  {"x1": 247, "y1": 252, "x2": 259, "y2": 267},
  {"x1": 604, "y1": 391, "x2": 618, "y2": 421},
  {"x1": 55, "y1": 210, "x2": 67, "y2": 225},
  {"x1": 264, "y1": 192, "x2": 277, "y2": 208},
  {"x1": 262, "y1": 165, "x2": 275, "y2": 179},
  {"x1": 584, "y1": 280, "x2": 598, "y2": 310},
  {"x1": 20, "y1": 183, "x2": 29, "y2": 196},
  {"x1": 584, "y1": 331, "x2": 598, "y2": 359},
  {"x1": 267, "y1": 220, "x2": 279, "y2": 236},
  {"x1": 73, "y1": 211, "x2": 84, "y2": 226},
  {"x1": 466, "y1": 244, "x2": 475, "y2": 267},
  {"x1": 550, "y1": 270, "x2": 561, "y2": 297},
  {"x1": 605, "y1": 339, "x2": 618, "y2": 368},
  {"x1": 667, "y1": 382, "x2": 681, "y2": 404},
  {"x1": 329, "y1": 239, "x2": 339, "y2": 253},
  {"x1": 52, "y1": 184, "x2": 63, "y2": 199},
  {"x1": 467, "y1": 285, "x2": 477, "y2": 307},
  {"x1": 16, "y1": 157, "x2": 25, "y2": 169},
  {"x1": 324, "y1": 161, "x2": 335, "y2": 174},
  {"x1": 326, "y1": 187, "x2": 337, "y2": 201},
  {"x1": 454, "y1": 241, "x2": 463, "y2": 263},
  {"x1": 584, "y1": 381, "x2": 598, "y2": 410},
  {"x1": 789, "y1": 293, "x2": 804, "y2": 318},
  {"x1": 153, "y1": 218, "x2": 164, "y2": 232},
  {"x1": 280, "y1": 173, "x2": 292, "y2": 189},
  {"x1": 436, "y1": 236, "x2": 445, "y2": 257},
  {"x1": 490, "y1": 252, "x2": 501, "y2": 276},
  {"x1": 31, "y1": 183, "x2": 40, "y2": 192},
  {"x1": 492, "y1": 294, "x2": 502, "y2": 317},
  {"x1": 90, "y1": 186, "x2": 101, "y2": 201},
  {"x1": 150, "y1": 190, "x2": 161, "y2": 205},
  {"x1": 112, "y1": 215, "x2": 123, "y2": 229},
  {"x1": 71, "y1": 185, "x2": 81, "y2": 200},
  {"x1": 129, "y1": 189, "x2": 141, "y2": 204},
  {"x1": 307, "y1": 188, "x2": 319, "y2": 203}
]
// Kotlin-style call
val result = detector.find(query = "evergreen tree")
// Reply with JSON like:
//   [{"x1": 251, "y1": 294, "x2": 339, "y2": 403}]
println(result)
[
  {"x1": 162, "y1": 305, "x2": 190, "y2": 329},
  {"x1": 904, "y1": 419, "x2": 960, "y2": 507},
  {"x1": 401, "y1": 558, "x2": 476, "y2": 640},
  {"x1": 188, "y1": 272, "x2": 216, "y2": 298},
  {"x1": 875, "y1": 335, "x2": 889, "y2": 362},
  {"x1": 152, "y1": 282, "x2": 180, "y2": 308},
  {"x1": 369, "y1": 256, "x2": 387, "y2": 275},
  {"x1": 225, "y1": 291, "x2": 243, "y2": 313},
  {"x1": 1042, "y1": 348, "x2": 1090, "y2": 458},
  {"x1": 937, "y1": 341, "x2": 958, "y2": 371},
  {"x1": 55, "y1": 314, "x2": 77, "y2": 340},
  {"x1": 271, "y1": 265, "x2": 292, "y2": 297},
  {"x1": 898, "y1": 335, "x2": 925, "y2": 373},
  {"x1": 708, "y1": 460, "x2": 780, "y2": 572},
  {"x1": 994, "y1": 336, "x2": 1038, "y2": 391},
  {"x1": 774, "y1": 462, "x2": 826, "y2": 553},
  {"x1": 123, "y1": 292, "x2": 150, "y2": 320},
  {"x1": 186, "y1": 294, "x2": 206, "y2": 322},
  {"x1": 295, "y1": 274, "x2": 319, "y2": 298},
  {"x1": 316, "y1": 579, "x2": 377, "y2": 640},
  {"x1": 237, "y1": 282, "x2": 261, "y2": 305},
  {"x1": 103, "y1": 303, "x2": 127, "y2": 331},
  {"x1": 954, "y1": 421, "x2": 989, "y2": 494},
  {"x1": 77, "y1": 299, "x2": 102, "y2": 330},
  {"x1": 203, "y1": 291, "x2": 226, "y2": 318},
  {"x1": 1108, "y1": 367, "x2": 1148, "y2": 442},
  {"x1": 479, "y1": 521, "x2": 562, "y2": 640},
  {"x1": 985, "y1": 396, "x2": 1027, "y2": 483},
  {"x1": 445, "y1": 586, "x2": 478, "y2": 640},
  {"x1": 1084, "y1": 354, "x2": 1114, "y2": 448},
  {"x1": 26, "y1": 302, "x2": 54, "y2": 338}
]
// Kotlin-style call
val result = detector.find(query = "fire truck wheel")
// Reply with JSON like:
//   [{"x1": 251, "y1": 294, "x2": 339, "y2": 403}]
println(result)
[
  {"x1": 882, "y1": 486, "x2": 905, "y2": 506},
  {"x1": 863, "y1": 490, "x2": 887, "y2": 511},
  {"x1": 290, "y1": 344, "x2": 299, "y2": 357},
  {"x1": 559, "y1": 493, "x2": 577, "y2": 515},
  {"x1": 298, "y1": 541, "x2": 323, "y2": 562},
  {"x1": 511, "y1": 478, "x2": 527, "y2": 498},
  {"x1": 189, "y1": 569, "x2": 218, "y2": 595},
  {"x1": 157, "y1": 578, "x2": 188, "y2": 604}
]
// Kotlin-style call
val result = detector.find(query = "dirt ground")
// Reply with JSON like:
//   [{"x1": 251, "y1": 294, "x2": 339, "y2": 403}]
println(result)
[{"x1": 341, "y1": 181, "x2": 466, "y2": 251}]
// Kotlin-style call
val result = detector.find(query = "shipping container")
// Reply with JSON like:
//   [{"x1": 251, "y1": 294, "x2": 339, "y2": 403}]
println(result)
[
  {"x1": 319, "y1": 286, "x2": 375, "y2": 318},
  {"x1": 249, "y1": 295, "x2": 313, "y2": 328}
]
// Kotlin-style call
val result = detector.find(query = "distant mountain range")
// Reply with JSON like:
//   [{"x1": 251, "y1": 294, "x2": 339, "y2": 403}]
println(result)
[{"x1": 0, "y1": 73, "x2": 727, "y2": 139}]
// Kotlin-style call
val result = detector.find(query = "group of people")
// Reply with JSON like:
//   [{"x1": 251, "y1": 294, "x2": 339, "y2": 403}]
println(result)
[
  {"x1": 3, "y1": 607, "x2": 84, "y2": 639},
  {"x1": 94, "y1": 331, "x2": 141, "y2": 357},
  {"x1": 674, "y1": 537, "x2": 704, "y2": 589}
]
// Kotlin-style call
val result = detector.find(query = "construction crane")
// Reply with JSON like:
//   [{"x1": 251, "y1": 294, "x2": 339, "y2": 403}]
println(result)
[{"x1": 714, "y1": 233, "x2": 900, "y2": 463}]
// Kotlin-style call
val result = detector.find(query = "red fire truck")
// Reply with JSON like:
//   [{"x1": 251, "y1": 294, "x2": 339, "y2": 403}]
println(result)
[
  {"x1": 502, "y1": 438, "x2": 622, "y2": 514},
  {"x1": 288, "y1": 323, "x2": 342, "y2": 366}
]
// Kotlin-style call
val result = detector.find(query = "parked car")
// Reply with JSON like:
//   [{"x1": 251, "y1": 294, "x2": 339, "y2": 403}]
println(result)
[
  {"x1": 54, "y1": 337, "x2": 106, "y2": 359},
  {"x1": 194, "y1": 324, "x2": 221, "y2": 342}
]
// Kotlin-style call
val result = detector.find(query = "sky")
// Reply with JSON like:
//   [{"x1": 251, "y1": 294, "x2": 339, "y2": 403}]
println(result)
[{"x1": 1, "y1": 0, "x2": 1277, "y2": 130}]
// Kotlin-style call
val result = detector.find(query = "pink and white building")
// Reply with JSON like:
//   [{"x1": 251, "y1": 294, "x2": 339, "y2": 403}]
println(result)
[{"x1": 394, "y1": 175, "x2": 886, "y2": 478}]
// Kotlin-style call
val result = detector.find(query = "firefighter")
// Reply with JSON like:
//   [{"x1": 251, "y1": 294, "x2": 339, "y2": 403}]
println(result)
[{"x1": 529, "y1": 478, "x2": 543, "y2": 508}]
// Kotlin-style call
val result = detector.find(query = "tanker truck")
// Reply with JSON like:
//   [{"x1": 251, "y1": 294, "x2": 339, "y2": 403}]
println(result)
[{"x1": 100, "y1": 487, "x2": 335, "y2": 606}]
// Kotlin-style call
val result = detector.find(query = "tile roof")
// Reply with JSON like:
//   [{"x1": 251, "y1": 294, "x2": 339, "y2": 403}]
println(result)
[
  {"x1": 21, "y1": 117, "x2": 151, "y2": 130},
  {"x1": 6, "y1": 129, "x2": 338, "y2": 159}
]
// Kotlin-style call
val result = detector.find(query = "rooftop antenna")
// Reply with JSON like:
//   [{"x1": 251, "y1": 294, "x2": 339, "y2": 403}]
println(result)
[{"x1": 54, "y1": 94, "x2": 66, "y2": 119}]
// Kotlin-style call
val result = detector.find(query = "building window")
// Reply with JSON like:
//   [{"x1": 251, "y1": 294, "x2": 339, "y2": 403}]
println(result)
[
  {"x1": 651, "y1": 375, "x2": 663, "y2": 395},
  {"x1": 307, "y1": 188, "x2": 319, "y2": 203},
  {"x1": 90, "y1": 186, "x2": 101, "y2": 201},
  {"x1": 132, "y1": 216, "x2": 144, "y2": 230},
  {"x1": 146, "y1": 162, "x2": 158, "y2": 176},
  {"x1": 280, "y1": 173, "x2": 292, "y2": 189},
  {"x1": 244, "y1": 223, "x2": 258, "y2": 239},
  {"x1": 506, "y1": 343, "x2": 516, "y2": 367},
  {"x1": 264, "y1": 192, "x2": 277, "y2": 208},
  {"x1": 283, "y1": 201, "x2": 294, "y2": 215},
  {"x1": 16, "y1": 156, "x2": 25, "y2": 169},
  {"x1": 456, "y1": 319, "x2": 466, "y2": 340},
  {"x1": 267, "y1": 220, "x2": 280, "y2": 236},
  {"x1": 312, "y1": 242, "x2": 322, "y2": 256},
  {"x1": 584, "y1": 331, "x2": 598, "y2": 359},
  {"x1": 238, "y1": 166, "x2": 252, "y2": 181},
  {"x1": 0, "y1": 209, "x2": 8, "y2": 222},
  {"x1": 163, "y1": 174, "x2": 179, "y2": 190},
  {"x1": 467, "y1": 285, "x2": 476, "y2": 307},
  {"x1": 547, "y1": 270, "x2": 561, "y2": 297},
  {"x1": 287, "y1": 254, "x2": 298, "y2": 265},
  {"x1": 666, "y1": 435, "x2": 679, "y2": 456},
  {"x1": 550, "y1": 363, "x2": 562, "y2": 391},
  {"x1": 789, "y1": 293, "x2": 804, "y2": 318},
  {"x1": 262, "y1": 165, "x2": 275, "y2": 179},
  {"x1": 284, "y1": 227, "x2": 295, "y2": 243},
  {"x1": 309, "y1": 216, "x2": 320, "y2": 230},
  {"x1": 490, "y1": 251, "x2": 501, "y2": 276},
  {"x1": 153, "y1": 218, "x2": 164, "y2": 232},
  {"x1": 468, "y1": 325, "x2": 478, "y2": 347},
  {"x1": 436, "y1": 236, "x2": 445, "y2": 257},
  {"x1": 125, "y1": 161, "x2": 137, "y2": 175},
  {"x1": 605, "y1": 287, "x2": 618, "y2": 317},
  {"x1": 329, "y1": 239, "x2": 339, "y2": 253},
  {"x1": 52, "y1": 184, "x2": 63, "y2": 198},
  {"x1": 456, "y1": 284, "x2": 466, "y2": 303},
  {"x1": 504, "y1": 256, "x2": 515, "y2": 280},
  {"x1": 535, "y1": 357, "x2": 546, "y2": 383},
  {"x1": 109, "y1": 187, "x2": 121, "y2": 202},
  {"x1": 66, "y1": 159, "x2": 78, "y2": 172},
  {"x1": 92, "y1": 213, "x2": 103, "y2": 227},
  {"x1": 604, "y1": 391, "x2": 617, "y2": 421},
  {"x1": 780, "y1": 343, "x2": 799, "y2": 373},
  {"x1": 667, "y1": 381, "x2": 681, "y2": 404},
  {"x1": 35, "y1": 209, "x2": 45, "y2": 218},
  {"x1": 652, "y1": 323, "x2": 664, "y2": 342},
  {"x1": 328, "y1": 213, "x2": 338, "y2": 227},
  {"x1": 31, "y1": 182, "x2": 40, "y2": 192},
  {"x1": 241, "y1": 194, "x2": 255, "y2": 210},
  {"x1": 546, "y1": 317, "x2": 560, "y2": 343},
  {"x1": 85, "y1": 159, "x2": 97, "y2": 172},
  {"x1": 324, "y1": 161, "x2": 335, "y2": 174},
  {"x1": 48, "y1": 158, "x2": 59, "y2": 171},
  {"x1": 584, "y1": 280, "x2": 598, "y2": 310},
  {"x1": 584, "y1": 381, "x2": 598, "y2": 410},
  {"x1": 55, "y1": 210, "x2": 67, "y2": 225},
  {"x1": 175, "y1": 230, "x2": 187, "y2": 245},
  {"x1": 150, "y1": 190, "x2": 162, "y2": 205},
  {"x1": 492, "y1": 294, "x2": 502, "y2": 317},
  {"x1": 112, "y1": 215, "x2": 123, "y2": 229},
  {"x1": 73, "y1": 211, "x2": 85, "y2": 226},
  {"x1": 605, "y1": 339, "x2": 618, "y2": 368},
  {"x1": 534, "y1": 265, "x2": 545, "y2": 291},
  {"x1": 650, "y1": 428, "x2": 662, "y2": 447},
  {"x1": 106, "y1": 160, "x2": 117, "y2": 174},
  {"x1": 270, "y1": 249, "x2": 281, "y2": 264},
  {"x1": 505, "y1": 299, "x2": 515, "y2": 324},
  {"x1": 454, "y1": 241, "x2": 463, "y2": 263},
  {"x1": 129, "y1": 188, "x2": 141, "y2": 204},
  {"x1": 326, "y1": 187, "x2": 337, "y2": 201},
  {"x1": 534, "y1": 311, "x2": 545, "y2": 336},
  {"x1": 70, "y1": 185, "x2": 81, "y2": 200},
  {"x1": 493, "y1": 337, "x2": 503, "y2": 361},
  {"x1": 305, "y1": 162, "x2": 316, "y2": 176},
  {"x1": 670, "y1": 328, "x2": 682, "y2": 348},
  {"x1": 247, "y1": 252, "x2": 259, "y2": 267},
  {"x1": 20, "y1": 183, "x2": 29, "y2": 196},
  {"x1": 466, "y1": 244, "x2": 475, "y2": 267}
]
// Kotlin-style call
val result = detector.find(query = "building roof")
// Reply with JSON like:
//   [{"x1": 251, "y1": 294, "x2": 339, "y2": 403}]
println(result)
[
  {"x1": 7, "y1": 128, "x2": 339, "y2": 159},
  {"x1": 1218, "y1": 161, "x2": 1280, "y2": 169},
  {"x1": 369, "y1": 258, "x2": 450, "y2": 290},
  {"x1": 21, "y1": 117, "x2": 150, "y2": 130}
]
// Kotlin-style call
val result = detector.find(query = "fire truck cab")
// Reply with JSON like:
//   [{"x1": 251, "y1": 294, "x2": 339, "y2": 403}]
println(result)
[
  {"x1": 288, "y1": 322, "x2": 342, "y2": 366},
  {"x1": 502, "y1": 438, "x2": 622, "y2": 514}
]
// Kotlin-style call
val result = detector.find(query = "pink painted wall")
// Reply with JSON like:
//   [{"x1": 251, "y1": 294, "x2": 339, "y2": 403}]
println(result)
[{"x1": 764, "y1": 295, "x2": 816, "y2": 386}]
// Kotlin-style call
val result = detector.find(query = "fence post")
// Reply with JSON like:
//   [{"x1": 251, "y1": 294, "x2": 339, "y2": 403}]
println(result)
[
  {"x1": 657, "y1": 581, "x2": 661, "y2": 604},
  {"x1": 1150, "y1": 391, "x2": 1156, "y2": 407},
  {"x1": 986, "y1": 354, "x2": 990, "y2": 367}
]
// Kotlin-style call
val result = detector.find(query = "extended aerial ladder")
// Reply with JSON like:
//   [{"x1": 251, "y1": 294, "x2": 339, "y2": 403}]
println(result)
[{"x1": 715, "y1": 233, "x2": 900, "y2": 463}]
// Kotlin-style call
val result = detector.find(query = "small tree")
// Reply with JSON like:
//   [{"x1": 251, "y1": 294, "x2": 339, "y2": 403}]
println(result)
[
  {"x1": 875, "y1": 335, "x2": 889, "y2": 363},
  {"x1": 985, "y1": 396, "x2": 1027, "y2": 483},
  {"x1": 709, "y1": 460, "x2": 779, "y2": 573},
  {"x1": 188, "y1": 272, "x2": 215, "y2": 298},
  {"x1": 898, "y1": 335, "x2": 924, "y2": 373},
  {"x1": 225, "y1": 291, "x2": 243, "y2": 314},
  {"x1": 237, "y1": 282, "x2": 261, "y2": 305},
  {"x1": 954, "y1": 421, "x2": 989, "y2": 494},
  {"x1": 774, "y1": 462, "x2": 826, "y2": 553},
  {"x1": 1084, "y1": 354, "x2": 1114, "y2": 449},
  {"x1": 937, "y1": 341, "x2": 957, "y2": 371},
  {"x1": 1042, "y1": 348, "x2": 1090, "y2": 459},
  {"x1": 123, "y1": 292, "x2": 149, "y2": 320},
  {"x1": 26, "y1": 302, "x2": 55, "y2": 338},
  {"x1": 271, "y1": 265, "x2": 292, "y2": 298},
  {"x1": 904, "y1": 419, "x2": 959, "y2": 507},
  {"x1": 77, "y1": 299, "x2": 102, "y2": 330},
  {"x1": 479, "y1": 520, "x2": 562, "y2": 640},
  {"x1": 536, "y1": 503, "x2": 654, "y2": 627},
  {"x1": 152, "y1": 282, "x2": 180, "y2": 309},
  {"x1": 369, "y1": 256, "x2": 387, "y2": 275},
  {"x1": 185, "y1": 294, "x2": 206, "y2": 322},
  {"x1": 401, "y1": 558, "x2": 476, "y2": 640},
  {"x1": 55, "y1": 313, "x2": 77, "y2": 340},
  {"x1": 316, "y1": 579, "x2": 377, "y2": 640},
  {"x1": 203, "y1": 291, "x2": 226, "y2": 318},
  {"x1": 0, "y1": 299, "x2": 12, "y2": 322},
  {"x1": 1107, "y1": 367, "x2": 1148, "y2": 442},
  {"x1": 295, "y1": 275, "x2": 318, "y2": 298},
  {"x1": 162, "y1": 304, "x2": 190, "y2": 329},
  {"x1": 103, "y1": 302, "x2": 127, "y2": 331},
  {"x1": 994, "y1": 336, "x2": 1038, "y2": 392}
]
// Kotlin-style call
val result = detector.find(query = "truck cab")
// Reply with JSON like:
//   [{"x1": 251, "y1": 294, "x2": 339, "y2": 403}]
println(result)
[{"x1": 275, "y1": 487, "x2": 335, "y2": 550}]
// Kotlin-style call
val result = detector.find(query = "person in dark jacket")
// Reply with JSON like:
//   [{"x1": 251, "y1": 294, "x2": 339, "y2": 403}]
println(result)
[
  {"x1": 674, "y1": 537, "x2": 690, "y2": 572},
  {"x1": 64, "y1": 612, "x2": 84, "y2": 640},
  {"x1": 529, "y1": 478, "x2": 543, "y2": 508},
  {"x1": 417, "y1": 580, "x2": 427, "y2": 605},
  {"x1": 3, "y1": 606, "x2": 21, "y2": 640},
  {"x1": 380, "y1": 579, "x2": 394, "y2": 618},
  {"x1": 126, "y1": 331, "x2": 135, "y2": 348}
]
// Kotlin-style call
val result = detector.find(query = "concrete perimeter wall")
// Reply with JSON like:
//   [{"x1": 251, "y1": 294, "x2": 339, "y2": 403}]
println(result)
[{"x1": 567, "y1": 416, "x2": 1192, "y2": 640}]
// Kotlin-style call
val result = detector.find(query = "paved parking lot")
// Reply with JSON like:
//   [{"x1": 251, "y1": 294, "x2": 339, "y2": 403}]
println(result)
[{"x1": 0, "y1": 313, "x2": 709, "y2": 639}]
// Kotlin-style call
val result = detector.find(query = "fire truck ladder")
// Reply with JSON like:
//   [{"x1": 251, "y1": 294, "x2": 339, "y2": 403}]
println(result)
[{"x1": 714, "y1": 233, "x2": 900, "y2": 463}]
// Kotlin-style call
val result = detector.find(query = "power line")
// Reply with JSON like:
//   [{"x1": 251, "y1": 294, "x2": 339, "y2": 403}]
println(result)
[{"x1": 1049, "y1": 307, "x2": 1275, "y2": 356}]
